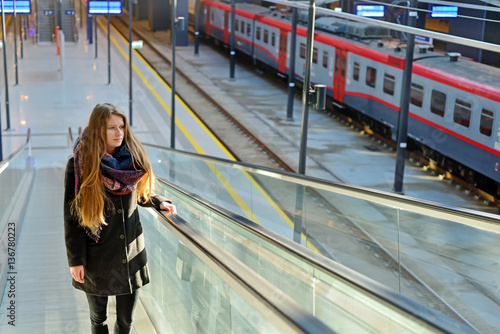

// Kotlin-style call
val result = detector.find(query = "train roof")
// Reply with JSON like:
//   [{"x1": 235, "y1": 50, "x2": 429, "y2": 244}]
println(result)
[{"x1": 210, "y1": 1, "x2": 500, "y2": 93}]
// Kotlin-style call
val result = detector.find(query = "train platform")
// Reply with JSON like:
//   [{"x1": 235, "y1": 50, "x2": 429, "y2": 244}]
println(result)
[
  {"x1": 127, "y1": 19, "x2": 496, "y2": 214},
  {"x1": 0, "y1": 5, "x2": 499, "y2": 334}
]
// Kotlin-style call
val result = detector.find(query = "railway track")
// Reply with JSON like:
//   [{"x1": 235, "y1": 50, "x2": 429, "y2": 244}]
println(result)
[{"x1": 104, "y1": 17, "x2": 494, "y2": 331}]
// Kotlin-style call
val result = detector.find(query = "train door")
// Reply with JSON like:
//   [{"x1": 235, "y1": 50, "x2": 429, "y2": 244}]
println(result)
[
  {"x1": 334, "y1": 49, "x2": 348, "y2": 102},
  {"x1": 224, "y1": 11, "x2": 229, "y2": 44},
  {"x1": 278, "y1": 31, "x2": 287, "y2": 73}
]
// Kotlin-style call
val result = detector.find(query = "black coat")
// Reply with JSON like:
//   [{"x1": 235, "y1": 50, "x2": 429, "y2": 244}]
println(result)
[{"x1": 64, "y1": 157, "x2": 169, "y2": 296}]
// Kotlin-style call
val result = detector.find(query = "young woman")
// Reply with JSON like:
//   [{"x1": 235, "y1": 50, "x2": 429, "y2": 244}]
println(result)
[{"x1": 64, "y1": 103, "x2": 175, "y2": 333}]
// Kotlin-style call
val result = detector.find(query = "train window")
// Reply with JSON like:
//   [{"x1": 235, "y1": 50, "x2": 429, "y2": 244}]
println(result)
[
  {"x1": 271, "y1": 32, "x2": 276, "y2": 47},
  {"x1": 480, "y1": 109, "x2": 494, "y2": 137},
  {"x1": 313, "y1": 48, "x2": 318, "y2": 64},
  {"x1": 335, "y1": 54, "x2": 340, "y2": 75},
  {"x1": 235, "y1": 19, "x2": 239, "y2": 32},
  {"x1": 383, "y1": 74, "x2": 395, "y2": 96},
  {"x1": 256, "y1": 27, "x2": 261, "y2": 40},
  {"x1": 247, "y1": 23, "x2": 251, "y2": 36},
  {"x1": 430, "y1": 90, "x2": 446, "y2": 117},
  {"x1": 323, "y1": 51, "x2": 328, "y2": 68},
  {"x1": 264, "y1": 29, "x2": 269, "y2": 44},
  {"x1": 240, "y1": 20, "x2": 244, "y2": 33},
  {"x1": 366, "y1": 66, "x2": 376, "y2": 88},
  {"x1": 300, "y1": 43, "x2": 306, "y2": 59},
  {"x1": 454, "y1": 99, "x2": 472, "y2": 127},
  {"x1": 410, "y1": 83, "x2": 424, "y2": 107},
  {"x1": 211, "y1": 11, "x2": 214, "y2": 22},
  {"x1": 353, "y1": 62, "x2": 360, "y2": 81}
]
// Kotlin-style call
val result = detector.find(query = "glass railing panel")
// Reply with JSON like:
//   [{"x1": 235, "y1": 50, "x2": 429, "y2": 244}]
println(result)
[
  {"x1": 0, "y1": 143, "x2": 31, "y2": 233},
  {"x1": 139, "y1": 207, "x2": 282, "y2": 334},
  {"x1": 145, "y1": 145, "x2": 499, "y2": 332},
  {"x1": 153, "y1": 180, "x2": 473, "y2": 334},
  {"x1": 147, "y1": 148, "x2": 257, "y2": 220},
  {"x1": 397, "y1": 210, "x2": 499, "y2": 332}
]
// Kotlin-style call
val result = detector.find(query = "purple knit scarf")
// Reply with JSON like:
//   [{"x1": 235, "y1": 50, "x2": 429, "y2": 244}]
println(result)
[{"x1": 73, "y1": 137, "x2": 146, "y2": 242}]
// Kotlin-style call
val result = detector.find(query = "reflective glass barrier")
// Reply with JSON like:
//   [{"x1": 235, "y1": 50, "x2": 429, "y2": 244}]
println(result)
[
  {"x1": 145, "y1": 144, "x2": 500, "y2": 333},
  {"x1": 0, "y1": 132, "x2": 32, "y2": 293},
  {"x1": 0, "y1": 133, "x2": 32, "y2": 231},
  {"x1": 139, "y1": 207, "x2": 333, "y2": 333},
  {"x1": 147, "y1": 178, "x2": 474, "y2": 334}
]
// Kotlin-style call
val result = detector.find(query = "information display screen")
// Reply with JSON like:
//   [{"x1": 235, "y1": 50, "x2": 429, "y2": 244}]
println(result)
[
  {"x1": 0, "y1": 1, "x2": 32, "y2": 14},
  {"x1": 88, "y1": 0, "x2": 122, "y2": 15},
  {"x1": 355, "y1": 4, "x2": 385, "y2": 18},
  {"x1": 429, "y1": 6, "x2": 458, "y2": 18}
]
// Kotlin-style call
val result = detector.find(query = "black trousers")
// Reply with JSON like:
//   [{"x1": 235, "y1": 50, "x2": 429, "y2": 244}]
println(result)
[{"x1": 85, "y1": 290, "x2": 140, "y2": 334}]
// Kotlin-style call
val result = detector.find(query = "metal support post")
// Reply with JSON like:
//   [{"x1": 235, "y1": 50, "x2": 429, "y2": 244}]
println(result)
[
  {"x1": 20, "y1": 15, "x2": 23, "y2": 58},
  {"x1": 194, "y1": 0, "x2": 199, "y2": 56},
  {"x1": 108, "y1": 14, "x2": 111, "y2": 84},
  {"x1": 1, "y1": 0, "x2": 11, "y2": 130},
  {"x1": 128, "y1": 0, "x2": 133, "y2": 125},
  {"x1": 94, "y1": 16, "x2": 98, "y2": 58},
  {"x1": 298, "y1": 0, "x2": 316, "y2": 175},
  {"x1": 393, "y1": 0, "x2": 417, "y2": 194},
  {"x1": 229, "y1": 0, "x2": 235, "y2": 79},
  {"x1": 286, "y1": 7, "x2": 297, "y2": 119},
  {"x1": 170, "y1": 0, "x2": 177, "y2": 149},
  {"x1": 13, "y1": 0, "x2": 18, "y2": 85},
  {"x1": 80, "y1": 0, "x2": 83, "y2": 28}
]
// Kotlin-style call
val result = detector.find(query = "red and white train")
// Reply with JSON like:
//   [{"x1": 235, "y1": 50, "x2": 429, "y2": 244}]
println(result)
[{"x1": 197, "y1": 0, "x2": 500, "y2": 193}]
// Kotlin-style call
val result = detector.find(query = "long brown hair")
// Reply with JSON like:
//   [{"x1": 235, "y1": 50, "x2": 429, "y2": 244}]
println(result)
[{"x1": 72, "y1": 103, "x2": 155, "y2": 229}]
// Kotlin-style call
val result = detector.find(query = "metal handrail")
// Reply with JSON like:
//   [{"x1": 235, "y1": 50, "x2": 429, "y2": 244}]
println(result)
[
  {"x1": 0, "y1": 128, "x2": 31, "y2": 173},
  {"x1": 148, "y1": 207, "x2": 336, "y2": 334},
  {"x1": 156, "y1": 177, "x2": 476, "y2": 334},
  {"x1": 143, "y1": 143, "x2": 500, "y2": 231}
]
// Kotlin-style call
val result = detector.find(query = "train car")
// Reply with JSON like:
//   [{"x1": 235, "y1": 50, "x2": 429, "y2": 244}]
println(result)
[{"x1": 200, "y1": 0, "x2": 500, "y2": 191}]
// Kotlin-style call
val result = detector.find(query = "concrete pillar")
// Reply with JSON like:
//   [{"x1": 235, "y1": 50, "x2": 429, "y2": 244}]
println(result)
[
  {"x1": 148, "y1": 0, "x2": 169, "y2": 31},
  {"x1": 133, "y1": 1, "x2": 148, "y2": 20},
  {"x1": 176, "y1": 0, "x2": 188, "y2": 46}
]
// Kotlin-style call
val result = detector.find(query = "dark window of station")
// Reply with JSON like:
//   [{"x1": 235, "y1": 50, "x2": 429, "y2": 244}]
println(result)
[
  {"x1": 366, "y1": 66, "x2": 376, "y2": 88},
  {"x1": 410, "y1": 83, "x2": 424, "y2": 107},
  {"x1": 247, "y1": 23, "x2": 251, "y2": 36},
  {"x1": 264, "y1": 29, "x2": 269, "y2": 44},
  {"x1": 300, "y1": 43, "x2": 306, "y2": 59},
  {"x1": 323, "y1": 51, "x2": 328, "y2": 68},
  {"x1": 383, "y1": 74, "x2": 395, "y2": 96},
  {"x1": 313, "y1": 48, "x2": 318, "y2": 64},
  {"x1": 353, "y1": 62, "x2": 360, "y2": 81},
  {"x1": 256, "y1": 26, "x2": 261, "y2": 40},
  {"x1": 271, "y1": 32, "x2": 276, "y2": 47},
  {"x1": 453, "y1": 99, "x2": 472, "y2": 127},
  {"x1": 480, "y1": 109, "x2": 494, "y2": 137},
  {"x1": 430, "y1": 90, "x2": 446, "y2": 117}
]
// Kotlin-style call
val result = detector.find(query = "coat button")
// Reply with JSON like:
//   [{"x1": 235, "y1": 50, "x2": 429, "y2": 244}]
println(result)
[
  {"x1": 122, "y1": 259, "x2": 127, "y2": 264},
  {"x1": 117, "y1": 209, "x2": 123, "y2": 214},
  {"x1": 120, "y1": 234, "x2": 125, "y2": 239}
]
